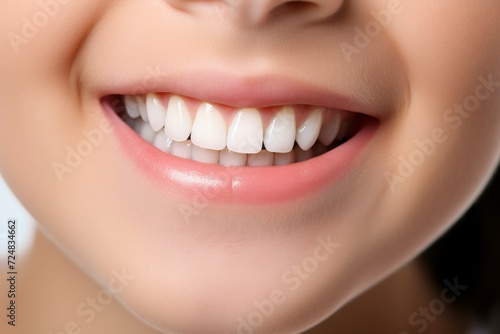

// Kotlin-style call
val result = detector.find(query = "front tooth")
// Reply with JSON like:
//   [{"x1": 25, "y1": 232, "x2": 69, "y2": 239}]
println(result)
[
  {"x1": 146, "y1": 93, "x2": 167, "y2": 131},
  {"x1": 318, "y1": 114, "x2": 341, "y2": 146},
  {"x1": 170, "y1": 140, "x2": 193, "y2": 159},
  {"x1": 164, "y1": 95, "x2": 192, "y2": 142},
  {"x1": 247, "y1": 150, "x2": 274, "y2": 166},
  {"x1": 227, "y1": 109, "x2": 263, "y2": 154},
  {"x1": 137, "y1": 96, "x2": 149, "y2": 122},
  {"x1": 192, "y1": 145, "x2": 219, "y2": 164},
  {"x1": 264, "y1": 107, "x2": 296, "y2": 153},
  {"x1": 296, "y1": 108, "x2": 323, "y2": 151},
  {"x1": 124, "y1": 96, "x2": 141, "y2": 119},
  {"x1": 152, "y1": 131, "x2": 173, "y2": 153},
  {"x1": 219, "y1": 149, "x2": 247, "y2": 166},
  {"x1": 191, "y1": 103, "x2": 227, "y2": 150}
]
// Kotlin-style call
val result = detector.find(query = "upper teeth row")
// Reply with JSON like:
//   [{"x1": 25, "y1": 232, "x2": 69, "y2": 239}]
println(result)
[{"x1": 124, "y1": 93, "x2": 344, "y2": 154}]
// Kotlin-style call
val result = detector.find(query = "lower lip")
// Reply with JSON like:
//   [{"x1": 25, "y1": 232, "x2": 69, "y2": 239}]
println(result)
[{"x1": 102, "y1": 100, "x2": 378, "y2": 205}]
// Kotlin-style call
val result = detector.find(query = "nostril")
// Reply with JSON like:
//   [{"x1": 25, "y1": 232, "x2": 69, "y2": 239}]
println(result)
[
  {"x1": 284, "y1": 1, "x2": 317, "y2": 11},
  {"x1": 269, "y1": 1, "x2": 318, "y2": 19},
  {"x1": 259, "y1": 0, "x2": 344, "y2": 26}
]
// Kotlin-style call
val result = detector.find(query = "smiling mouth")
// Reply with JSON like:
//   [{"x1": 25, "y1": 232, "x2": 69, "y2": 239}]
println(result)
[
  {"x1": 110, "y1": 93, "x2": 363, "y2": 166},
  {"x1": 101, "y1": 73, "x2": 378, "y2": 205}
]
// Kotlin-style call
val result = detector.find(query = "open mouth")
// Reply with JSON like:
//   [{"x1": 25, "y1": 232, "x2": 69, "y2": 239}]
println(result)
[
  {"x1": 101, "y1": 76, "x2": 378, "y2": 205},
  {"x1": 111, "y1": 93, "x2": 362, "y2": 166}
]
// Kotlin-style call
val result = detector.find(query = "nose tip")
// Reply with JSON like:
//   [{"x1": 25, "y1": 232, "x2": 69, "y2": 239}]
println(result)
[{"x1": 166, "y1": 0, "x2": 345, "y2": 27}]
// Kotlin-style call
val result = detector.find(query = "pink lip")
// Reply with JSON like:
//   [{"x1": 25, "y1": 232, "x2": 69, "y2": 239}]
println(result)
[
  {"x1": 96, "y1": 69, "x2": 384, "y2": 119},
  {"x1": 102, "y1": 100, "x2": 378, "y2": 205}
]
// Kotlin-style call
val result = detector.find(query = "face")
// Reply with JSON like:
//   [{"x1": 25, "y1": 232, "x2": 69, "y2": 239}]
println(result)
[{"x1": 1, "y1": 0, "x2": 500, "y2": 333}]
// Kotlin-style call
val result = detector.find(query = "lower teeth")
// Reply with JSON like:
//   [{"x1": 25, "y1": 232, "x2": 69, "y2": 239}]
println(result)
[{"x1": 122, "y1": 114, "x2": 344, "y2": 167}]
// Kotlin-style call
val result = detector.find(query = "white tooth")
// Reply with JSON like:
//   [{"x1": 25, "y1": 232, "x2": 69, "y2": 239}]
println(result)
[
  {"x1": 227, "y1": 109, "x2": 263, "y2": 154},
  {"x1": 170, "y1": 140, "x2": 193, "y2": 159},
  {"x1": 294, "y1": 146, "x2": 313, "y2": 163},
  {"x1": 138, "y1": 121, "x2": 156, "y2": 144},
  {"x1": 191, "y1": 103, "x2": 227, "y2": 150},
  {"x1": 264, "y1": 107, "x2": 296, "y2": 153},
  {"x1": 164, "y1": 95, "x2": 192, "y2": 142},
  {"x1": 296, "y1": 108, "x2": 323, "y2": 151},
  {"x1": 247, "y1": 150, "x2": 274, "y2": 166},
  {"x1": 152, "y1": 131, "x2": 173, "y2": 153},
  {"x1": 219, "y1": 149, "x2": 247, "y2": 167},
  {"x1": 146, "y1": 93, "x2": 167, "y2": 131},
  {"x1": 192, "y1": 145, "x2": 219, "y2": 164},
  {"x1": 274, "y1": 151, "x2": 295, "y2": 166},
  {"x1": 319, "y1": 114, "x2": 341, "y2": 146},
  {"x1": 124, "y1": 95, "x2": 141, "y2": 119},
  {"x1": 137, "y1": 96, "x2": 149, "y2": 122}
]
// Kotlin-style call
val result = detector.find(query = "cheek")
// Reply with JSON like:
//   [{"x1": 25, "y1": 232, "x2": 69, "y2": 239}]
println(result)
[
  {"x1": 386, "y1": 0, "x2": 500, "y2": 180},
  {"x1": 0, "y1": 1, "x2": 105, "y2": 213},
  {"x1": 339, "y1": 0, "x2": 500, "y2": 279},
  {"x1": 391, "y1": 1, "x2": 500, "y2": 94}
]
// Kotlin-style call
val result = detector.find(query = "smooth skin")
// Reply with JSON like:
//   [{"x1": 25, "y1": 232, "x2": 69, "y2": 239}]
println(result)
[{"x1": 0, "y1": 1, "x2": 499, "y2": 333}]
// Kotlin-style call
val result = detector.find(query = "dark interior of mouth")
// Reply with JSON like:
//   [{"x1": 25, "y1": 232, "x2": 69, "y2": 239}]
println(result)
[{"x1": 106, "y1": 94, "x2": 367, "y2": 164}]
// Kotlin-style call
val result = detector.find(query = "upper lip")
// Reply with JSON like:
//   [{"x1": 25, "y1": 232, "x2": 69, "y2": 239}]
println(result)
[{"x1": 97, "y1": 68, "x2": 384, "y2": 119}]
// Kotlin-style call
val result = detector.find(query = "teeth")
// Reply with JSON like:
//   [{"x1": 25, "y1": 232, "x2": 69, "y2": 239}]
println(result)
[
  {"x1": 318, "y1": 114, "x2": 341, "y2": 146},
  {"x1": 152, "y1": 131, "x2": 173, "y2": 153},
  {"x1": 137, "y1": 121, "x2": 156, "y2": 144},
  {"x1": 124, "y1": 115, "x2": 137, "y2": 128},
  {"x1": 121, "y1": 95, "x2": 356, "y2": 166},
  {"x1": 191, "y1": 103, "x2": 227, "y2": 151},
  {"x1": 294, "y1": 146, "x2": 314, "y2": 163},
  {"x1": 125, "y1": 95, "x2": 141, "y2": 119},
  {"x1": 192, "y1": 145, "x2": 219, "y2": 164},
  {"x1": 312, "y1": 141, "x2": 329, "y2": 157},
  {"x1": 220, "y1": 149, "x2": 247, "y2": 166},
  {"x1": 146, "y1": 93, "x2": 167, "y2": 131},
  {"x1": 170, "y1": 140, "x2": 193, "y2": 159},
  {"x1": 336, "y1": 120, "x2": 349, "y2": 141},
  {"x1": 137, "y1": 97, "x2": 149, "y2": 122},
  {"x1": 264, "y1": 107, "x2": 296, "y2": 153},
  {"x1": 247, "y1": 150, "x2": 274, "y2": 166},
  {"x1": 296, "y1": 108, "x2": 323, "y2": 151},
  {"x1": 274, "y1": 151, "x2": 295, "y2": 166},
  {"x1": 227, "y1": 109, "x2": 263, "y2": 154},
  {"x1": 164, "y1": 95, "x2": 192, "y2": 142}
]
